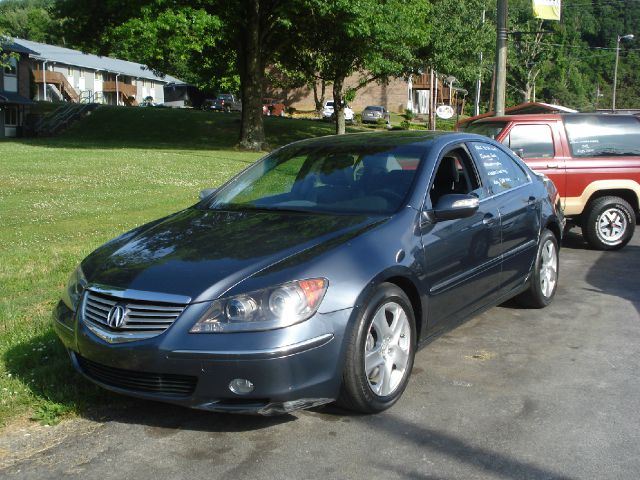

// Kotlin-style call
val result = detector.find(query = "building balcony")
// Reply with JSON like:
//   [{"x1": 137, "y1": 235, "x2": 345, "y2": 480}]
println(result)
[
  {"x1": 102, "y1": 81, "x2": 137, "y2": 99},
  {"x1": 33, "y1": 70, "x2": 79, "y2": 102}
]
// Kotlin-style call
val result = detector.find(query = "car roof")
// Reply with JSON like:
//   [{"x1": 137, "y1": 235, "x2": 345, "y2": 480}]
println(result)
[
  {"x1": 471, "y1": 112, "x2": 640, "y2": 124},
  {"x1": 282, "y1": 131, "x2": 491, "y2": 151},
  {"x1": 471, "y1": 114, "x2": 562, "y2": 123}
]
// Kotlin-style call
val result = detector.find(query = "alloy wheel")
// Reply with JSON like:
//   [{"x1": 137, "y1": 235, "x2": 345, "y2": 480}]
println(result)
[
  {"x1": 539, "y1": 239, "x2": 558, "y2": 298},
  {"x1": 364, "y1": 301, "x2": 411, "y2": 397},
  {"x1": 597, "y1": 207, "x2": 627, "y2": 244}
]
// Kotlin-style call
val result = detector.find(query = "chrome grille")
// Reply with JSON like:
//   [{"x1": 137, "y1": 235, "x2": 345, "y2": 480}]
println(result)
[{"x1": 82, "y1": 289, "x2": 187, "y2": 343}]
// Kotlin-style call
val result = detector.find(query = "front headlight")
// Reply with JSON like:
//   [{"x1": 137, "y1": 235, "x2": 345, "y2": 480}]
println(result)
[
  {"x1": 190, "y1": 278, "x2": 328, "y2": 333},
  {"x1": 61, "y1": 265, "x2": 87, "y2": 312}
]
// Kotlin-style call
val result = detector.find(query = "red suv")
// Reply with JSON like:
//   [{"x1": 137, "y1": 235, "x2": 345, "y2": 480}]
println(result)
[{"x1": 463, "y1": 114, "x2": 640, "y2": 250}]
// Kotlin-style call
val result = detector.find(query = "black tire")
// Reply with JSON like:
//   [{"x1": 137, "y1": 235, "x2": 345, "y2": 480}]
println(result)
[
  {"x1": 582, "y1": 196, "x2": 635, "y2": 250},
  {"x1": 337, "y1": 283, "x2": 416, "y2": 413},
  {"x1": 515, "y1": 229, "x2": 559, "y2": 308}
]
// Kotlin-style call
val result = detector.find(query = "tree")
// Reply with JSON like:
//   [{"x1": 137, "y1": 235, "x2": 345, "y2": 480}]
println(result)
[
  {"x1": 280, "y1": 0, "x2": 431, "y2": 134},
  {"x1": 57, "y1": 0, "x2": 297, "y2": 150},
  {"x1": 0, "y1": 0, "x2": 63, "y2": 44}
]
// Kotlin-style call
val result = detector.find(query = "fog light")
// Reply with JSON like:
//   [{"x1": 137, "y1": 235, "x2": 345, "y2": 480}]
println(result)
[{"x1": 229, "y1": 378, "x2": 254, "y2": 395}]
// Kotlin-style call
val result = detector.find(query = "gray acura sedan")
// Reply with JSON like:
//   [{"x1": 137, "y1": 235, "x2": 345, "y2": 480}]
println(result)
[{"x1": 54, "y1": 132, "x2": 563, "y2": 415}]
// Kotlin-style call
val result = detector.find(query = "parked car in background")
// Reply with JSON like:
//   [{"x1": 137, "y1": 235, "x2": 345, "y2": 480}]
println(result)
[
  {"x1": 209, "y1": 94, "x2": 242, "y2": 112},
  {"x1": 462, "y1": 113, "x2": 640, "y2": 250},
  {"x1": 322, "y1": 100, "x2": 354, "y2": 121},
  {"x1": 362, "y1": 105, "x2": 390, "y2": 124},
  {"x1": 262, "y1": 98, "x2": 286, "y2": 116},
  {"x1": 55, "y1": 131, "x2": 563, "y2": 416}
]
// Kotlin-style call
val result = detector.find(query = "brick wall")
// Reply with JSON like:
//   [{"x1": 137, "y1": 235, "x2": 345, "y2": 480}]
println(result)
[
  {"x1": 18, "y1": 53, "x2": 31, "y2": 98},
  {"x1": 279, "y1": 74, "x2": 410, "y2": 113}
]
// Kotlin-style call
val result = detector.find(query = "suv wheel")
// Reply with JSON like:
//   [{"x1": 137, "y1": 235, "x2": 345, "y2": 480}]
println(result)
[
  {"x1": 337, "y1": 283, "x2": 416, "y2": 413},
  {"x1": 582, "y1": 196, "x2": 636, "y2": 250}
]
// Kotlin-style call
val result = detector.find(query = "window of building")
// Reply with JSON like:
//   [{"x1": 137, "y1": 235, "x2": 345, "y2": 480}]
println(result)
[
  {"x1": 95, "y1": 71, "x2": 102, "y2": 81},
  {"x1": 79, "y1": 68, "x2": 85, "y2": 78},
  {"x1": 469, "y1": 142, "x2": 529, "y2": 195},
  {"x1": 4, "y1": 107, "x2": 19, "y2": 126},
  {"x1": 67, "y1": 66, "x2": 73, "y2": 76},
  {"x1": 3, "y1": 57, "x2": 18, "y2": 76},
  {"x1": 503, "y1": 124, "x2": 555, "y2": 158}
]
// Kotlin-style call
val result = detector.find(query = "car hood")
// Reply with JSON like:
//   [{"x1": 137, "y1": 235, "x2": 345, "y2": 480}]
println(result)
[{"x1": 82, "y1": 207, "x2": 382, "y2": 303}]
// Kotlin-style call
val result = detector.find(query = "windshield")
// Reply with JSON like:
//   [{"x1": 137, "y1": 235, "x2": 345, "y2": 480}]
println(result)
[
  {"x1": 464, "y1": 121, "x2": 507, "y2": 139},
  {"x1": 207, "y1": 141, "x2": 428, "y2": 215},
  {"x1": 325, "y1": 101, "x2": 334, "y2": 108}
]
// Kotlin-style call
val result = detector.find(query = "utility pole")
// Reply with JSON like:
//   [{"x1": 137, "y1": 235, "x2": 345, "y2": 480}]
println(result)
[
  {"x1": 494, "y1": 0, "x2": 508, "y2": 116},
  {"x1": 474, "y1": 9, "x2": 486, "y2": 116},
  {"x1": 613, "y1": 34, "x2": 634, "y2": 111}
]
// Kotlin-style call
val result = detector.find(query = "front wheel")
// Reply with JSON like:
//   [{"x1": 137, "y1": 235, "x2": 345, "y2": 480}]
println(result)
[
  {"x1": 515, "y1": 229, "x2": 559, "y2": 308},
  {"x1": 582, "y1": 196, "x2": 635, "y2": 250},
  {"x1": 337, "y1": 283, "x2": 416, "y2": 413}
]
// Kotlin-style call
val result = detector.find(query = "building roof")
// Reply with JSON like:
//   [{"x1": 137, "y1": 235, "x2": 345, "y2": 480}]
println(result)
[
  {"x1": 457, "y1": 101, "x2": 578, "y2": 128},
  {"x1": 0, "y1": 38, "x2": 39, "y2": 55},
  {"x1": 0, "y1": 91, "x2": 34, "y2": 105},
  {"x1": 9, "y1": 38, "x2": 185, "y2": 85}
]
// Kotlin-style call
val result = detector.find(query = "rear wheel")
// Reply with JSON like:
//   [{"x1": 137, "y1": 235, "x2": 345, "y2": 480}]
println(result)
[
  {"x1": 582, "y1": 196, "x2": 635, "y2": 250},
  {"x1": 337, "y1": 283, "x2": 416, "y2": 413},
  {"x1": 516, "y1": 229, "x2": 559, "y2": 308}
]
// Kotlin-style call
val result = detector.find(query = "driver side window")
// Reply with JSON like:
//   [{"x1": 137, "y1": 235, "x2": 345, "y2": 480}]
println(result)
[{"x1": 429, "y1": 146, "x2": 485, "y2": 207}]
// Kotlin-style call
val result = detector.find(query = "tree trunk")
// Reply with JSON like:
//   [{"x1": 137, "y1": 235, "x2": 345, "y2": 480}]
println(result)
[
  {"x1": 333, "y1": 77, "x2": 345, "y2": 135},
  {"x1": 238, "y1": 0, "x2": 265, "y2": 151},
  {"x1": 312, "y1": 79, "x2": 326, "y2": 113}
]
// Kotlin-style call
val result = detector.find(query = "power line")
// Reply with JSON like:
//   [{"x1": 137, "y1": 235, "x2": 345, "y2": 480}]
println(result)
[{"x1": 538, "y1": 41, "x2": 640, "y2": 51}]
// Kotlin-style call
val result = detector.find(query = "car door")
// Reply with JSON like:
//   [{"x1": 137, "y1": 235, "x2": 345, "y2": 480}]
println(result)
[
  {"x1": 500, "y1": 121, "x2": 567, "y2": 201},
  {"x1": 420, "y1": 144, "x2": 502, "y2": 330},
  {"x1": 468, "y1": 141, "x2": 540, "y2": 294}
]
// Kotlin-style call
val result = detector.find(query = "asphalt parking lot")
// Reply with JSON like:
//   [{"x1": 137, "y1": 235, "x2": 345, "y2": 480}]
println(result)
[{"x1": 1, "y1": 230, "x2": 639, "y2": 480}]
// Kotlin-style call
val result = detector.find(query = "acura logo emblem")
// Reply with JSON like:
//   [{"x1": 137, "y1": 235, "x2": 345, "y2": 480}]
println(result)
[{"x1": 107, "y1": 305, "x2": 127, "y2": 329}]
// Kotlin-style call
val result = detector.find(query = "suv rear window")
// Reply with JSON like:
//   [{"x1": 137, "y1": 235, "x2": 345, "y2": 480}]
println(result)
[
  {"x1": 564, "y1": 115, "x2": 640, "y2": 157},
  {"x1": 463, "y1": 121, "x2": 507, "y2": 139}
]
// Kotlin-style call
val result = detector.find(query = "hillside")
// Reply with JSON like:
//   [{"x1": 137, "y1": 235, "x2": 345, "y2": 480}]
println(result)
[{"x1": 46, "y1": 106, "x2": 350, "y2": 150}]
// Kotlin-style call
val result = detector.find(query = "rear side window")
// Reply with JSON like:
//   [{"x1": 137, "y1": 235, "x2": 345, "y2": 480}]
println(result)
[
  {"x1": 564, "y1": 115, "x2": 640, "y2": 157},
  {"x1": 469, "y1": 142, "x2": 529, "y2": 195},
  {"x1": 504, "y1": 124, "x2": 555, "y2": 158}
]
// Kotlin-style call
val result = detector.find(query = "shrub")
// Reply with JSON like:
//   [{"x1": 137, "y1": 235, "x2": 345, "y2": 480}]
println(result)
[
  {"x1": 404, "y1": 108, "x2": 415, "y2": 121},
  {"x1": 400, "y1": 120, "x2": 411, "y2": 130}
]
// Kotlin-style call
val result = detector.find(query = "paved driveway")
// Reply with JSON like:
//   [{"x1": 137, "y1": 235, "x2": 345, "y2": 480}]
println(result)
[{"x1": 2, "y1": 231, "x2": 639, "y2": 479}]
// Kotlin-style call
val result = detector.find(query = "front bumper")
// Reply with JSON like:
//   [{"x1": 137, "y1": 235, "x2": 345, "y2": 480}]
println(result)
[{"x1": 53, "y1": 300, "x2": 352, "y2": 414}]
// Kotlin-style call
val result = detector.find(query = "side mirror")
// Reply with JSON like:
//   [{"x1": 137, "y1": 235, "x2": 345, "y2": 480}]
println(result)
[
  {"x1": 514, "y1": 148, "x2": 525, "y2": 158},
  {"x1": 433, "y1": 194, "x2": 480, "y2": 221},
  {"x1": 199, "y1": 188, "x2": 217, "y2": 201}
]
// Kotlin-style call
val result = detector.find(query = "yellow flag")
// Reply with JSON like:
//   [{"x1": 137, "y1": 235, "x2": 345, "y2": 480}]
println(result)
[{"x1": 532, "y1": 0, "x2": 561, "y2": 21}]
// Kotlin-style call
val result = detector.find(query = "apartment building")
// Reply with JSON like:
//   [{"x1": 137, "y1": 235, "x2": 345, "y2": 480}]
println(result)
[
  {"x1": 0, "y1": 40, "x2": 35, "y2": 138},
  {"x1": 13, "y1": 38, "x2": 185, "y2": 107},
  {"x1": 280, "y1": 70, "x2": 466, "y2": 115}
]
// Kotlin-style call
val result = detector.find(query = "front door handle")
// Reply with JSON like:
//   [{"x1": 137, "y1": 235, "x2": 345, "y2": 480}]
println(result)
[
  {"x1": 546, "y1": 162, "x2": 559, "y2": 168},
  {"x1": 483, "y1": 213, "x2": 497, "y2": 225}
]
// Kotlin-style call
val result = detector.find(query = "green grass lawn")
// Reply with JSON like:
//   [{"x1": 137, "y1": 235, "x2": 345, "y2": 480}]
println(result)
[{"x1": 0, "y1": 107, "x2": 367, "y2": 427}]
